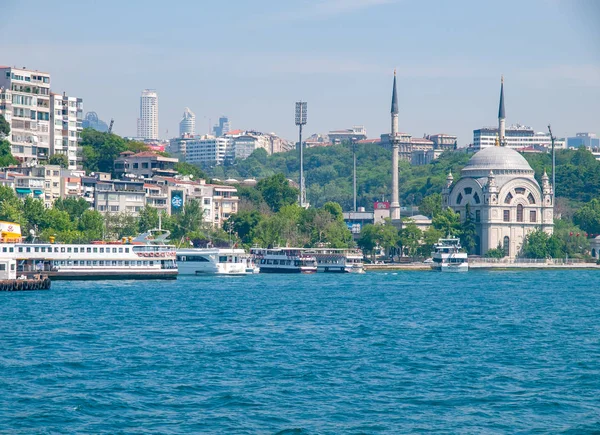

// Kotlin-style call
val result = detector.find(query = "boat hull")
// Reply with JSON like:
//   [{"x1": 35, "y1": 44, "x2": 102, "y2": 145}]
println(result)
[
  {"x1": 258, "y1": 267, "x2": 317, "y2": 274},
  {"x1": 31, "y1": 270, "x2": 178, "y2": 280}
]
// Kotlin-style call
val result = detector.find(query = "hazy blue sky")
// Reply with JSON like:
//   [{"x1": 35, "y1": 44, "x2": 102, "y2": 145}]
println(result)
[{"x1": 2, "y1": 0, "x2": 599, "y2": 144}]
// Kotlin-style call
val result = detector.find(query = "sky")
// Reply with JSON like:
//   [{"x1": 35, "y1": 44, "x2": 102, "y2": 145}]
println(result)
[{"x1": 1, "y1": 0, "x2": 599, "y2": 145}]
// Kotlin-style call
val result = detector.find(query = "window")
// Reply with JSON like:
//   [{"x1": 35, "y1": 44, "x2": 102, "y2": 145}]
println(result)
[
  {"x1": 528, "y1": 193, "x2": 535, "y2": 204},
  {"x1": 504, "y1": 192, "x2": 513, "y2": 204},
  {"x1": 515, "y1": 188, "x2": 525, "y2": 195},
  {"x1": 464, "y1": 187, "x2": 472, "y2": 195},
  {"x1": 530, "y1": 210, "x2": 537, "y2": 222},
  {"x1": 476, "y1": 210, "x2": 481, "y2": 222},
  {"x1": 473, "y1": 193, "x2": 480, "y2": 204},
  {"x1": 503, "y1": 236, "x2": 510, "y2": 257},
  {"x1": 456, "y1": 193, "x2": 463, "y2": 205},
  {"x1": 517, "y1": 204, "x2": 524, "y2": 222},
  {"x1": 503, "y1": 210, "x2": 510, "y2": 222}
]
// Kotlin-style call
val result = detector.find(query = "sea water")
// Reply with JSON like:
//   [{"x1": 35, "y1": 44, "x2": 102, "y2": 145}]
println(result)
[{"x1": 1, "y1": 271, "x2": 599, "y2": 434}]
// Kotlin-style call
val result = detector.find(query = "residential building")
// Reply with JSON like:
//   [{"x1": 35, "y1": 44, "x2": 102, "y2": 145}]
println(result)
[
  {"x1": 213, "y1": 116, "x2": 230, "y2": 137},
  {"x1": 114, "y1": 151, "x2": 178, "y2": 179},
  {"x1": 179, "y1": 107, "x2": 195, "y2": 136},
  {"x1": 137, "y1": 89, "x2": 158, "y2": 140},
  {"x1": 328, "y1": 126, "x2": 367, "y2": 144},
  {"x1": 210, "y1": 184, "x2": 238, "y2": 226},
  {"x1": 50, "y1": 92, "x2": 83, "y2": 170},
  {"x1": 0, "y1": 66, "x2": 52, "y2": 163},
  {"x1": 473, "y1": 125, "x2": 565, "y2": 151},
  {"x1": 0, "y1": 86, "x2": 12, "y2": 135},
  {"x1": 567, "y1": 132, "x2": 599, "y2": 149},
  {"x1": 94, "y1": 180, "x2": 146, "y2": 216},
  {"x1": 176, "y1": 136, "x2": 234, "y2": 166},
  {"x1": 60, "y1": 175, "x2": 83, "y2": 199},
  {"x1": 427, "y1": 133, "x2": 457, "y2": 151},
  {"x1": 1, "y1": 165, "x2": 61, "y2": 207}
]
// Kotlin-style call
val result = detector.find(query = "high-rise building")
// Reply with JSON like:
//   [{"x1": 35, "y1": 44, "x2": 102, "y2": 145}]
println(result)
[
  {"x1": 0, "y1": 66, "x2": 52, "y2": 163},
  {"x1": 137, "y1": 89, "x2": 158, "y2": 140},
  {"x1": 179, "y1": 107, "x2": 195, "y2": 137},
  {"x1": 82, "y1": 112, "x2": 109, "y2": 132},
  {"x1": 213, "y1": 116, "x2": 230, "y2": 137},
  {"x1": 567, "y1": 133, "x2": 599, "y2": 149},
  {"x1": 50, "y1": 92, "x2": 83, "y2": 170}
]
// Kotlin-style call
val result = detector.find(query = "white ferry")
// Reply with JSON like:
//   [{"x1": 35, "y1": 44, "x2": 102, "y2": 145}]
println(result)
[
  {"x1": 431, "y1": 238, "x2": 468, "y2": 272},
  {"x1": 0, "y1": 221, "x2": 178, "y2": 280},
  {"x1": 176, "y1": 248, "x2": 256, "y2": 275},
  {"x1": 307, "y1": 248, "x2": 365, "y2": 273},
  {"x1": 251, "y1": 248, "x2": 317, "y2": 274}
]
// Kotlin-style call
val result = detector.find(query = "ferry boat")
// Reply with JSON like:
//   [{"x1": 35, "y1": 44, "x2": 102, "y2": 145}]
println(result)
[
  {"x1": 251, "y1": 248, "x2": 317, "y2": 273},
  {"x1": 176, "y1": 248, "x2": 255, "y2": 275},
  {"x1": 431, "y1": 238, "x2": 468, "y2": 272},
  {"x1": 307, "y1": 248, "x2": 365, "y2": 273},
  {"x1": 1, "y1": 221, "x2": 178, "y2": 280}
]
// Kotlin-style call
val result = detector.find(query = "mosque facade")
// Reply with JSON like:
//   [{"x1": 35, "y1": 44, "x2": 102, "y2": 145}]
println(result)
[{"x1": 442, "y1": 78, "x2": 554, "y2": 258}]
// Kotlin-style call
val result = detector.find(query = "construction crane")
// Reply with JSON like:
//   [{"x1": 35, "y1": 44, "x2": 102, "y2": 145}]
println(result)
[
  {"x1": 108, "y1": 119, "x2": 114, "y2": 134},
  {"x1": 548, "y1": 124, "x2": 555, "y2": 202}
]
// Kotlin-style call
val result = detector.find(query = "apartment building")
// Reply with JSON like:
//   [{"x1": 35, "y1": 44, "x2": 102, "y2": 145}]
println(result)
[
  {"x1": 473, "y1": 124, "x2": 565, "y2": 150},
  {"x1": 50, "y1": 92, "x2": 83, "y2": 170},
  {"x1": 94, "y1": 180, "x2": 146, "y2": 216},
  {"x1": 114, "y1": 151, "x2": 178, "y2": 179},
  {"x1": 0, "y1": 67, "x2": 52, "y2": 163}
]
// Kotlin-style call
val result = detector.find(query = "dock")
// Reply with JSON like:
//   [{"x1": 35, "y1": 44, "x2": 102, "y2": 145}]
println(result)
[{"x1": 0, "y1": 275, "x2": 51, "y2": 291}]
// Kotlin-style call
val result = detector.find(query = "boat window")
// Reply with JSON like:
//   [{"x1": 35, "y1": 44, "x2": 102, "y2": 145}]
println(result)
[
  {"x1": 119, "y1": 248, "x2": 123, "y2": 253},
  {"x1": 67, "y1": 247, "x2": 71, "y2": 253},
  {"x1": 99, "y1": 261, "x2": 104, "y2": 266},
  {"x1": 93, "y1": 247, "x2": 98, "y2": 253},
  {"x1": 100, "y1": 248, "x2": 104, "y2": 253},
  {"x1": 9, "y1": 247, "x2": 13, "y2": 253},
  {"x1": 124, "y1": 261, "x2": 130, "y2": 266},
  {"x1": 87, "y1": 248, "x2": 92, "y2": 253},
  {"x1": 87, "y1": 261, "x2": 92, "y2": 266},
  {"x1": 150, "y1": 261, "x2": 154, "y2": 266},
  {"x1": 61, "y1": 247, "x2": 65, "y2": 253},
  {"x1": 125, "y1": 248, "x2": 129, "y2": 253},
  {"x1": 2, "y1": 247, "x2": 6, "y2": 252},
  {"x1": 34, "y1": 247, "x2": 39, "y2": 252},
  {"x1": 117, "y1": 261, "x2": 123, "y2": 266},
  {"x1": 18, "y1": 247, "x2": 23, "y2": 252},
  {"x1": 113, "y1": 248, "x2": 117, "y2": 253},
  {"x1": 219, "y1": 256, "x2": 228, "y2": 262},
  {"x1": 73, "y1": 247, "x2": 78, "y2": 253},
  {"x1": 26, "y1": 247, "x2": 31, "y2": 252},
  {"x1": 92, "y1": 261, "x2": 97, "y2": 266}
]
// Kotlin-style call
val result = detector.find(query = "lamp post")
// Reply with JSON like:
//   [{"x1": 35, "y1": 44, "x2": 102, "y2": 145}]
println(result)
[{"x1": 295, "y1": 101, "x2": 307, "y2": 207}]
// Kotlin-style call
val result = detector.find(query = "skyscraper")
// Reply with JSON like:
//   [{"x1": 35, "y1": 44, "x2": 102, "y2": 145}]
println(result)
[
  {"x1": 213, "y1": 116, "x2": 230, "y2": 137},
  {"x1": 137, "y1": 89, "x2": 158, "y2": 140},
  {"x1": 179, "y1": 107, "x2": 195, "y2": 137}
]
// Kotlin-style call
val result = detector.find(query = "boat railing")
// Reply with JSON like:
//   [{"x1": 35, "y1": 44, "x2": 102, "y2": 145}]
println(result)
[{"x1": 470, "y1": 258, "x2": 588, "y2": 265}]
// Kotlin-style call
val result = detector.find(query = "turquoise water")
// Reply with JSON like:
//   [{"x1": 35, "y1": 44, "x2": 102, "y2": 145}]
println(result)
[{"x1": 1, "y1": 271, "x2": 599, "y2": 434}]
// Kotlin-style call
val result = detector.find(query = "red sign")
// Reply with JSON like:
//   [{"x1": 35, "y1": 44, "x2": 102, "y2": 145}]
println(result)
[{"x1": 374, "y1": 201, "x2": 390, "y2": 210}]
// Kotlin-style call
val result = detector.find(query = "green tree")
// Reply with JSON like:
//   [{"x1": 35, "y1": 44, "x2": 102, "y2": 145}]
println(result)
[
  {"x1": 174, "y1": 162, "x2": 207, "y2": 180},
  {"x1": 0, "y1": 114, "x2": 9, "y2": 137},
  {"x1": 256, "y1": 173, "x2": 299, "y2": 212},
  {"x1": 78, "y1": 210, "x2": 104, "y2": 241},
  {"x1": 138, "y1": 206, "x2": 160, "y2": 233},
  {"x1": 433, "y1": 207, "x2": 461, "y2": 237},
  {"x1": 460, "y1": 204, "x2": 477, "y2": 254},
  {"x1": 226, "y1": 210, "x2": 263, "y2": 245},
  {"x1": 419, "y1": 226, "x2": 444, "y2": 257},
  {"x1": 47, "y1": 154, "x2": 68, "y2": 168},
  {"x1": 80, "y1": 128, "x2": 127, "y2": 174},
  {"x1": 399, "y1": 220, "x2": 422, "y2": 259},
  {"x1": 419, "y1": 193, "x2": 442, "y2": 217},
  {"x1": 573, "y1": 199, "x2": 600, "y2": 235},
  {"x1": 22, "y1": 197, "x2": 46, "y2": 233},
  {"x1": 0, "y1": 139, "x2": 18, "y2": 167},
  {"x1": 54, "y1": 197, "x2": 90, "y2": 220},
  {"x1": 173, "y1": 199, "x2": 205, "y2": 239},
  {"x1": 485, "y1": 245, "x2": 505, "y2": 258}
]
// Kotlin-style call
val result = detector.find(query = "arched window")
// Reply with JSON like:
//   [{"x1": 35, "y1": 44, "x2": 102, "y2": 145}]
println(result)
[
  {"x1": 473, "y1": 193, "x2": 481, "y2": 204},
  {"x1": 503, "y1": 236, "x2": 510, "y2": 257},
  {"x1": 504, "y1": 192, "x2": 513, "y2": 204},
  {"x1": 517, "y1": 204, "x2": 524, "y2": 222},
  {"x1": 528, "y1": 193, "x2": 536, "y2": 204},
  {"x1": 456, "y1": 193, "x2": 463, "y2": 205},
  {"x1": 592, "y1": 248, "x2": 597, "y2": 259}
]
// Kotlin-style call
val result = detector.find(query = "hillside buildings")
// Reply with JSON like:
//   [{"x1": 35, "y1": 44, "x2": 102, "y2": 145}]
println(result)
[
  {"x1": 0, "y1": 66, "x2": 52, "y2": 163},
  {"x1": 50, "y1": 92, "x2": 83, "y2": 170},
  {"x1": 114, "y1": 151, "x2": 178, "y2": 179},
  {"x1": 213, "y1": 116, "x2": 230, "y2": 137},
  {"x1": 179, "y1": 107, "x2": 195, "y2": 136},
  {"x1": 444, "y1": 78, "x2": 553, "y2": 258},
  {"x1": 137, "y1": 89, "x2": 158, "y2": 140},
  {"x1": 567, "y1": 132, "x2": 599, "y2": 149},
  {"x1": 328, "y1": 126, "x2": 367, "y2": 144},
  {"x1": 82, "y1": 112, "x2": 109, "y2": 132}
]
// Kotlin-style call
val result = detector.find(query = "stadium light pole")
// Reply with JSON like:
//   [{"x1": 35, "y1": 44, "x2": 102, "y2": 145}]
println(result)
[{"x1": 295, "y1": 101, "x2": 307, "y2": 207}]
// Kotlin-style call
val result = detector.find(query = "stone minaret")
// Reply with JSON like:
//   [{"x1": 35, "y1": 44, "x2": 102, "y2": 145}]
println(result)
[
  {"x1": 498, "y1": 75, "x2": 506, "y2": 146},
  {"x1": 390, "y1": 70, "x2": 400, "y2": 220}
]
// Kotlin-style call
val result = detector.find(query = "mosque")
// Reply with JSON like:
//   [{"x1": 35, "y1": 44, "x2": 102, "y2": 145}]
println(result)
[{"x1": 441, "y1": 77, "x2": 554, "y2": 258}]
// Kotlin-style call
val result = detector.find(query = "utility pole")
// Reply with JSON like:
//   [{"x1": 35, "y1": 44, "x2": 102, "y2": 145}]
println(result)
[
  {"x1": 548, "y1": 124, "x2": 556, "y2": 202},
  {"x1": 295, "y1": 101, "x2": 307, "y2": 207}
]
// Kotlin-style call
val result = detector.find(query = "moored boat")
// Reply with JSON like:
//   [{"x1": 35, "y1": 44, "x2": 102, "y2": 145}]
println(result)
[
  {"x1": 251, "y1": 248, "x2": 317, "y2": 273},
  {"x1": 431, "y1": 238, "x2": 468, "y2": 272},
  {"x1": 176, "y1": 248, "x2": 254, "y2": 275},
  {"x1": 307, "y1": 248, "x2": 365, "y2": 273}
]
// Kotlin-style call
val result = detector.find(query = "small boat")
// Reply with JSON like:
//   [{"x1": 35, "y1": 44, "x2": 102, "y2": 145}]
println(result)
[
  {"x1": 251, "y1": 248, "x2": 317, "y2": 274},
  {"x1": 307, "y1": 248, "x2": 365, "y2": 273},
  {"x1": 431, "y1": 238, "x2": 468, "y2": 272},
  {"x1": 176, "y1": 248, "x2": 254, "y2": 275}
]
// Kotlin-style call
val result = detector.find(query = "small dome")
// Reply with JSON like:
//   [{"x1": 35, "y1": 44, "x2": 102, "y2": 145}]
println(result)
[{"x1": 462, "y1": 147, "x2": 534, "y2": 178}]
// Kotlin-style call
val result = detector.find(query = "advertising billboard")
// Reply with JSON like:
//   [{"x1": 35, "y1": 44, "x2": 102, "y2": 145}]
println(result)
[{"x1": 170, "y1": 190, "x2": 184, "y2": 214}]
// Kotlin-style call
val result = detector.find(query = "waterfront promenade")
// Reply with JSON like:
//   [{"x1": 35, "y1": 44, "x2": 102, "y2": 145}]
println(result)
[{"x1": 365, "y1": 258, "x2": 600, "y2": 271}]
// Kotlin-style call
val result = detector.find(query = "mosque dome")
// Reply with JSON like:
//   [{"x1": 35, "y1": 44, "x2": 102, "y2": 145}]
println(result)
[{"x1": 461, "y1": 146, "x2": 534, "y2": 178}]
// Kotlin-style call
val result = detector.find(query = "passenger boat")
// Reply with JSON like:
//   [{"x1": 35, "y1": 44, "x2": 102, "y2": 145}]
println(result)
[
  {"x1": 251, "y1": 248, "x2": 317, "y2": 273},
  {"x1": 307, "y1": 248, "x2": 365, "y2": 273},
  {"x1": 176, "y1": 248, "x2": 255, "y2": 275},
  {"x1": 0, "y1": 221, "x2": 178, "y2": 280},
  {"x1": 431, "y1": 238, "x2": 468, "y2": 272}
]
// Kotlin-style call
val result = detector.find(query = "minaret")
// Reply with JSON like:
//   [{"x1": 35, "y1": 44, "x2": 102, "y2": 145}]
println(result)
[
  {"x1": 390, "y1": 69, "x2": 400, "y2": 220},
  {"x1": 498, "y1": 75, "x2": 506, "y2": 146}
]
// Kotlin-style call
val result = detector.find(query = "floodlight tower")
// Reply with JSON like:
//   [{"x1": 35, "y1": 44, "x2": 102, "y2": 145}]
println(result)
[{"x1": 295, "y1": 101, "x2": 308, "y2": 207}]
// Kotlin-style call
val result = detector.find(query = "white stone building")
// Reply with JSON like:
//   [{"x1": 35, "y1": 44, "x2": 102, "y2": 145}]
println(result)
[{"x1": 443, "y1": 145, "x2": 553, "y2": 258}]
